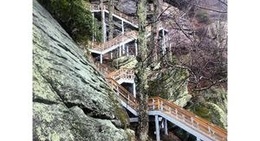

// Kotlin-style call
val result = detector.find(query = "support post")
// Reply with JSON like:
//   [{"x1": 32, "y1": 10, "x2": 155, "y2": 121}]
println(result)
[
  {"x1": 123, "y1": 44, "x2": 125, "y2": 54},
  {"x1": 119, "y1": 46, "x2": 122, "y2": 57},
  {"x1": 135, "y1": 40, "x2": 138, "y2": 56},
  {"x1": 121, "y1": 20, "x2": 124, "y2": 34},
  {"x1": 133, "y1": 83, "x2": 136, "y2": 98},
  {"x1": 196, "y1": 137, "x2": 201, "y2": 141},
  {"x1": 164, "y1": 119, "x2": 168, "y2": 135},
  {"x1": 126, "y1": 45, "x2": 129, "y2": 56},
  {"x1": 110, "y1": 52, "x2": 113, "y2": 59},
  {"x1": 162, "y1": 29, "x2": 166, "y2": 55},
  {"x1": 155, "y1": 115, "x2": 160, "y2": 141},
  {"x1": 168, "y1": 42, "x2": 172, "y2": 62},
  {"x1": 101, "y1": 6, "x2": 106, "y2": 42},
  {"x1": 92, "y1": 13, "x2": 95, "y2": 42},
  {"x1": 116, "y1": 86, "x2": 119, "y2": 95},
  {"x1": 100, "y1": 54, "x2": 103, "y2": 64}
]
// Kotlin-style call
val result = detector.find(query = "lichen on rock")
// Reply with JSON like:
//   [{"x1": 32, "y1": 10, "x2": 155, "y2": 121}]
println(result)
[
  {"x1": 148, "y1": 66, "x2": 192, "y2": 107},
  {"x1": 112, "y1": 55, "x2": 138, "y2": 69},
  {"x1": 33, "y1": 0, "x2": 133, "y2": 140},
  {"x1": 190, "y1": 86, "x2": 227, "y2": 129}
]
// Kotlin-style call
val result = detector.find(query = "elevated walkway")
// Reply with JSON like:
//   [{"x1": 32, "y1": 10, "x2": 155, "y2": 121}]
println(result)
[
  {"x1": 89, "y1": 30, "x2": 137, "y2": 54},
  {"x1": 148, "y1": 97, "x2": 227, "y2": 141},
  {"x1": 90, "y1": 4, "x2": 138, "y2": 28},
  {"x1": 91, "y1": 2, "x2": 227, "y2": 141},
  {"x1": 94, "y1": 62, "x2": 227, "y2": 141},
  {"x1": 89, "y1": 3, "x2": 167, "y2": 64}
]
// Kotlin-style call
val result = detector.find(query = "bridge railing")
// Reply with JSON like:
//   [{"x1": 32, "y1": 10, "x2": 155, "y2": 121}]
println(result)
[
  {"x1": 91, "y1": 30, "x2": 137, "y2": 51},
  {"x1": 148, "y1": 97, "x2": 227, "y2": 141},
  {"x1": 90, "y1": 3, "x2": 138, "y2": 26},
  {"x1": 108, "y1": 68, "x2": 135, "y2": 82},
  {"x1": 95, "y1": 60, "x2": 227, "y2": 141},
  {"x1": 103, "y1": 5, "x2": 138, "y2": 26},
  {"x1": 91, "y1": 3, "x2": 226, "y2": 140},
  {"x1": 106, "y1": 78, "x2": 138, "y2": 109}
]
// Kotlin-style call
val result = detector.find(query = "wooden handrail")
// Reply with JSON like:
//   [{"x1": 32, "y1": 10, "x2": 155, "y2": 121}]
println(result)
[
  {"x1": 90, "y1": 3, "x2": 138, "y2": 25},
  {"x1": 95, "y1": 63, "x2": 227, "y2": 140},
  {"x1": 148, "y1": 97, "x2": 227, "y2": 141},
  {"x1": 94, "y1": 61, "x2": 227, "y2": 141},
  {"x1": 106, "y1": 78, "x2": 138, "y2": 109},
  {"x1": 108, "y1": 68, "x2": 135, "y2": 81},
  {"x1": 91, "y1": 30, "x2": 137, "y2": 51}
]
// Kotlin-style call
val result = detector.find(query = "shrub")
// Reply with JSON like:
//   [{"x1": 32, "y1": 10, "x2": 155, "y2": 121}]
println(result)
[
  {"x1": 195, "y1": 11, "x2": 210, "y2": 24},
  {"x1": 37, "y1": 0, "x2": 102, "y2": 43}
]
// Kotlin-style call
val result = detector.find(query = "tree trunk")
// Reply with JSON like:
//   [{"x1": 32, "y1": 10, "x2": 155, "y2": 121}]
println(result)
[
  {"x1": 108, "y1": 0, "x2": 114, "y2": 40},
  {"x1": 136, "y1": 0, "x2": 149, "y2": 141},
  {"x1": 150, "y1": 0, "x2": 162, "y2": 64}
]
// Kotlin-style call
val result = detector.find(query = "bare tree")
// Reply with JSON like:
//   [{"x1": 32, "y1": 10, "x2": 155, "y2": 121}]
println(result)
[
  {"x1": 163, "y1": 1, "x2": 227, "y2": 93},
  {"x1": 136, "y1": 0, "x2": 149, "y2": 140},
  {"x1": 108, "y1": 0, "x2": 114, "y2": 40},
  {"x1": 149, "y1": 0, "x2": 163, "y2": 63}
]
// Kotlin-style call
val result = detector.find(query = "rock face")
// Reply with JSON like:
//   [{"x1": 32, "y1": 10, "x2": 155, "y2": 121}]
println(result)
[
  {"x1": 112, "y1": 55, "x2": 138, "y2": 69},
  {"x1": 148, "y1": 67, "x2": 192, "y2": 107},
  {"x1": 190, "y1": 86, "x2": 227, "y2": 129},
  {"x1": 115, "y1": 0, "x2": 137, "y2": 15},
  {"x1": 33, "y1": 0, "x2": 132, "y2": 140}
]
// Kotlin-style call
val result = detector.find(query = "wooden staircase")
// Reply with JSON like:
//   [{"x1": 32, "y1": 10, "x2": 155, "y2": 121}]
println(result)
[
  {"x1": 90, "y1": 30, "x2": 137, "y2": 52},
  {"x1": 90, "y1": 2, "x2": 227, "y2": 140},
  {"x1": 148, "y1": 97, "x2": 227, "y2": 141},
  {"x1": 94, "y1": 62, "x2": 227, "y2": 141}
]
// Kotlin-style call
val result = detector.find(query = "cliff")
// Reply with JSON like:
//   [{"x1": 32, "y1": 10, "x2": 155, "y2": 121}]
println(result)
[{"x1": 33, "y1": 0, "x2": 133, "y2": 140}]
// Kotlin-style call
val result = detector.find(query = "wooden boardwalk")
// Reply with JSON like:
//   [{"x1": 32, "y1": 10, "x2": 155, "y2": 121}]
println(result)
[
  {"x1": 95, "y1": 63, "x2": 227, "y2": 141},
  {"x1": 91, "y1": 2, "x2": 227, "y2": 140}
]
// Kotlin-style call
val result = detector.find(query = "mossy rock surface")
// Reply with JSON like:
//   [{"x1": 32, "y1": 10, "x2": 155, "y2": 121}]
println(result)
[
  {"x1": 33, "y1": 1, "x2": 132, "y2": 140},
  {"x1": 190, "y1": 86, "x2": 227, "y2": 129},
  {"x1": 148, "y1": 67, "x2": 191, "y2": 107},
  {"x1": 112, "y1": 55, "x2": 138, "y2": 69},
  {"x1": 191, "y1": 102, "x2": 227, "y2": 129}
]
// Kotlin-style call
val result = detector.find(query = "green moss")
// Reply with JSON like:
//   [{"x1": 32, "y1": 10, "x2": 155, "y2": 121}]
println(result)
[
  {"x1": 37, "y1": 0, "x2": 102, "y2": 43},
  {"x1": 125, "y1": 129, "x2": 134, "y2": 141},
  {"x1": 192, "y1": 103, "x2": 211, "y2": 121},
  {"x1": 108, "y1": 91, "x2": 129, "y2": 129},
  {"x1": 206, "y1": 102, "x2": 227, "y2": 129},
  {"x1": 148, "y1": 67, "x2": 189, "y2": 101},
  {"x1": 195, "y1": 11, "x2": 210, "y2": 24},
  {"x1": 191, "y1": 102, "x2": 226, "y2": 129}
]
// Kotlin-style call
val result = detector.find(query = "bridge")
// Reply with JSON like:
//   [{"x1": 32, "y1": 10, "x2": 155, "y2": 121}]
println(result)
[
  {"x1": 89, "y1": 2, "x2": 168, "y2": 64},
  {"x1": 94, "y1": 63, "x2": 227, "y2": 141},
  {"x1": 89, "y1": 1, "x2": 227, "y2": 141}
]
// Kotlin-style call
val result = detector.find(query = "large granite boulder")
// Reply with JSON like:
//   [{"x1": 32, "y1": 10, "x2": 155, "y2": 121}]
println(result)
[
  {"x1": 148, "y1": 66, "x2": 192, "y2": 107},
  {"x1": 115, "y1": 0, "x2": 137, "y2": 15},
  {"x1": 190, "y1": 86, "x2": 227, "y2": 129},
  {"x1": 33, "y1": 0, "x2": 133, "y2": 140}
]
